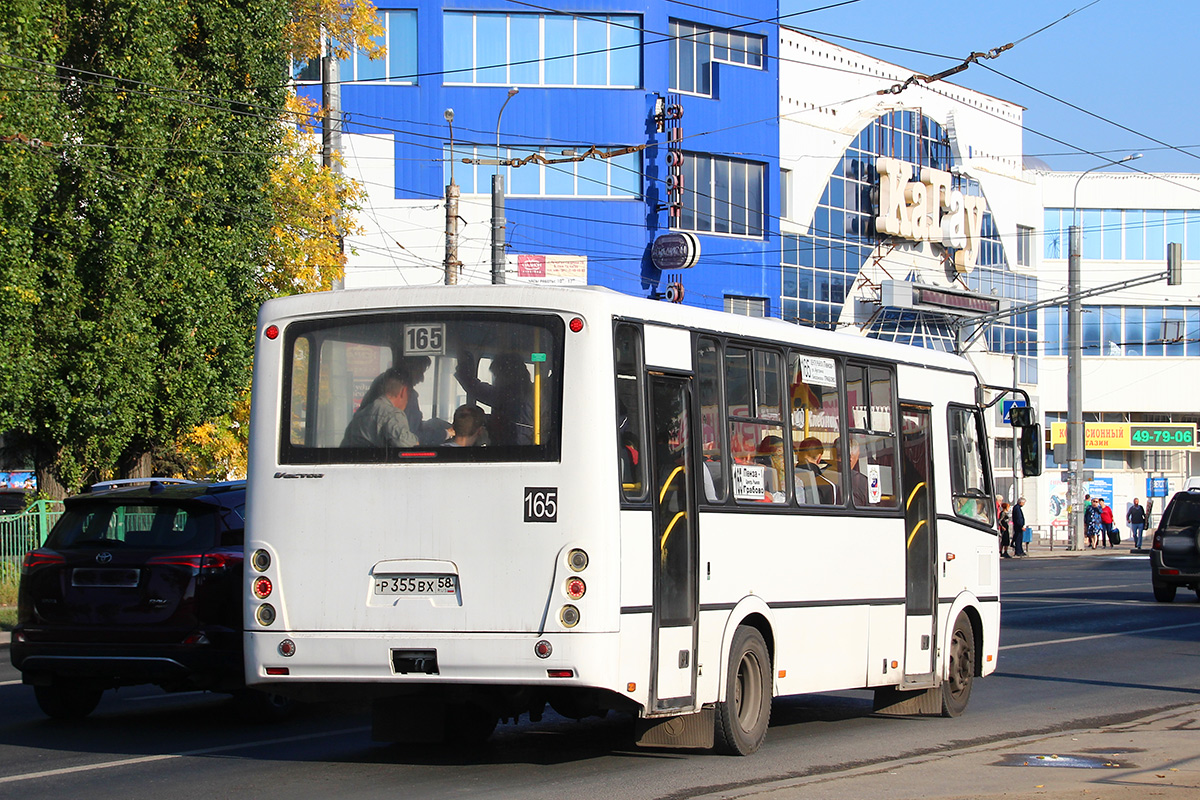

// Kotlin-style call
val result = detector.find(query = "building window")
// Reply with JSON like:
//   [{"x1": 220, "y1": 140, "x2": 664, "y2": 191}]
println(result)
[
  {"x1": 1043, "y1": 208, "x2": 1200, "y2": 261},
  {"x1": 445, "y1": 145, "x2": 640, "y2": 198},
  {"x1": 725, "y1": 296, "x2": 767, "y2": 317},
  {"x1": 1016, "y1": 225, "x2": 1033, "y2": 266},
  {"x1": 676, "y1": 153, "x2": 764, "y2": 236},
  {"x1": 669, "y1": 20, "x2": 764, "y2": 96},
  {"x1": 293, "y1": 10, "x2": 418, "y2": 84},
  {"x1": 443, "y1": 12, "x2": 640, "y2": 87},
  {"x1": 780, "y1": 168, "x2": 792, "y2": 220}
]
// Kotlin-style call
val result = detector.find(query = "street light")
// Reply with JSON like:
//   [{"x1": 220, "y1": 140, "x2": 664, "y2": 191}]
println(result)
[
  {"x1": 1066, "y1": 152, "x2": 1142, "y2": 549},
  {"x1": 491, "y1": 87, "x2": 519, "y2": 285}
]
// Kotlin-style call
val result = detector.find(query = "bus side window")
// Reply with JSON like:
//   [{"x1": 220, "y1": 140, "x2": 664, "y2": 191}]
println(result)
[
  {"x1": 788, "y1": 350, "x2": 841, "y2": 506},
  {"x1": 615, "y1": 323, "x2": 647, "y2": 501},
  {"x1": 696, "y1": 337, "x2": 726, "y2": 503},
  {"x1": 845, "y1": 363, "x2": 899, "y2": 509},
  {"x1": 949, "y1": 406, "x2": 994, "y2": 525},
  {"x1": 727, "y1": 346, "x2": 788, "y2": 505}
]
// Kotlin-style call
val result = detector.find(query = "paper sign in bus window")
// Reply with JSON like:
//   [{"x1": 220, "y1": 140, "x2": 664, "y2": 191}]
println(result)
[{"x1": 733, "y1": 463, "x2": 767, "y2": 500}]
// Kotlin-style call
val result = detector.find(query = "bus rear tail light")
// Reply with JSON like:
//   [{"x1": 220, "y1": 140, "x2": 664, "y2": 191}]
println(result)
[
  {"x1": 559, "y1": 605, "x2": 580, "y2": 628},
  {"x1": 565, "y1": 577, "x2": 586, "y2": 600},
  {"x1": 264, "y1": 324, "x2": 279, "y2": 340},
  {"x1": 534, "y1": 640, "x2": 553, "y2": 658},
  {"x1": 256, "y1": 604, "x2": 277, "y2": 626},
  {"x1": 251, "y1": 549, "x2": 271, "y2": 571},
  {"x1": 567, "y1": 549, "x2": 588, "y2": 571},
  {"x1": 253, "y1": 576, "x2": 273, "y2": 599},
  {"x1": 569, "y1": 317, "x2": 584, "y2": 333},
  {"x1": 265, "y1": 667, "x2": 289, "y2": 676},
  {"x1": 547, "y1": 669, "x2": 574, "y2": 678}
]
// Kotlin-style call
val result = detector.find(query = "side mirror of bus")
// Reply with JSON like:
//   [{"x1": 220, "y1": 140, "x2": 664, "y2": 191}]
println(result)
[{"x1": 1020, "y1": 424, "x2": 1043, "y2": 477}]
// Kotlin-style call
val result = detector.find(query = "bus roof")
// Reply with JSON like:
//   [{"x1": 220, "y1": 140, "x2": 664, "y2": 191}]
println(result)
[{"x1": 258, "y1": 285, "x2": 976, "y2": 376}]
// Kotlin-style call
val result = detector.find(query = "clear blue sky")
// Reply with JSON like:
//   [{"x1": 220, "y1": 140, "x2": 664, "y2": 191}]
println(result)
[{"x1": 781, "y1": 0, "x2": 1198, "y2": 174}]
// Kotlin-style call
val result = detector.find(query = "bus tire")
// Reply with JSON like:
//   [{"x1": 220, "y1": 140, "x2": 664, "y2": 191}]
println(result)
[
  {"x1": 941, "y1": 613, "x2": 975, "y2": 718},
  {"x1": 714, "y1": 625, "x2": 771, "y2": 755},
  {"x1": 34, "y1": 684, "x2": 104, "y2": 720}
]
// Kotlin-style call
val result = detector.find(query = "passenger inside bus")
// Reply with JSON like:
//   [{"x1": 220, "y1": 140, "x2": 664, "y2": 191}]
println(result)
[
  {"x1": 754, "y1": 435, "x2": 787, "y2": 502},
  {"x1": 454, "y1": 351, "x2": 535, "y2": 445},
  {"x1": 340, "y1": 367, "x2": 419, "y2": 449},
  {"x1": 443, "y1": 404, "x2": 486, "y2": 447},
  {"x1": 795, "y1": 437, "x2": 836, "y2": 505}
]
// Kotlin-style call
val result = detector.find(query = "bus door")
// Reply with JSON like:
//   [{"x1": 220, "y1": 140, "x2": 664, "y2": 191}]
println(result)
[
  {"x1": 648, "y1": 373, "x2": 699, "y2": 712},
  {"x1": 900, "y1": 405, "x2": 937, "y2": 685}
]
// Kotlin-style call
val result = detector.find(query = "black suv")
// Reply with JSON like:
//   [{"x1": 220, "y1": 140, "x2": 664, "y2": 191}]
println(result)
[
  {"x1": 1150, "y1": 488, "x2": 1200, "y2": 602},
  {"x1": 10, "y1": 479, "x2": 285, "y2": 719}
]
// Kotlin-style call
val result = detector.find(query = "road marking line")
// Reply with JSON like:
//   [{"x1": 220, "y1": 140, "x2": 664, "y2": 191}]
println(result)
[
  {"x1": 0, "y1": 725, "x2": 370, "y2": 785},
  {"x1": 1000, "y1": 621, "x2": 1200, "y2": 651},
  {"x1": 1003, "y1": 583, "x2": 1140, "y2": 595}
]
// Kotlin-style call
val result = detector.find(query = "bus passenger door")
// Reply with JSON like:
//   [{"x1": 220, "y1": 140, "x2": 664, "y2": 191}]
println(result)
[
  {"x1": 900, "y1": 405, "x2": 937, "y2": 686},
  {"x1": 648, "y1": 373, "x2": 699, "y2": 712}
]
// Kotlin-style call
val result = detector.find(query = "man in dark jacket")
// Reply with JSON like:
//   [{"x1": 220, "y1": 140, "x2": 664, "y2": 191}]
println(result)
[{"x1": 1012, "y1": 497, "x2": 1027, "y2": 556}]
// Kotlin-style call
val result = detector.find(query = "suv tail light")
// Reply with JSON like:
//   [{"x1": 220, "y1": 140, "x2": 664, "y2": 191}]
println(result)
[
  {"x1": 147, "y1": 551, "x2": 243, "y2": 573},
  {"x1": 21, "y1": 549, "x2": 65, "y2": 574},
  {"x1": 1151, "y1": 532, "x2": 1163, "y2": 550}
]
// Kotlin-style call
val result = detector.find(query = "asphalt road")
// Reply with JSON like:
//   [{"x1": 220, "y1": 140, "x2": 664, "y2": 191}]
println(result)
[{"x1": 2, "y1": 553, "x2": 1197, "y2": 800}]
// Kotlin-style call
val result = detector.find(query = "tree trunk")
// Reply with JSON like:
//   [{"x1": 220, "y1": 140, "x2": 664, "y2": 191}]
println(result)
[{"x1": 119, "y1": 450, "x2": 153, "y2": 480}]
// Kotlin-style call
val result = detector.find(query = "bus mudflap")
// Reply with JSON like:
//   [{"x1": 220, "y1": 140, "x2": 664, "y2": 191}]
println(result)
[
  {"x1": 872, "y1": 685, "x2": 942, "y2": 716},
  {"x1": 635, "y1": 708, "x2": 715, "y2": 749}
]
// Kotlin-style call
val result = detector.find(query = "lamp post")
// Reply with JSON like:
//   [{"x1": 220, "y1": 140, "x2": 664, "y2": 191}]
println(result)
[
  {"x1": 444, "y1": 108, "x2": 460, "y2": 286},
  {"x1": 1066, "y1": 152, "x2": 1141, "y2": 549},
  {"x1": 491, "y1": 87, "x2": 519, "y2": 285}
]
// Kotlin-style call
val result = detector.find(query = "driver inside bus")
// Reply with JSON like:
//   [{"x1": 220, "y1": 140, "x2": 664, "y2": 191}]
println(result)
[{"x1": 341, "y1": 367, "x2": 419, "y2": 449}]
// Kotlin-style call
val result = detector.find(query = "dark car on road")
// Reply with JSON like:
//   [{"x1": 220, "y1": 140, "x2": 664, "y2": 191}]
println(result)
[
  {"x1": 1150, "y1": 487, "x2": 1200, "y2": 602},
  {"x1": 10, "y1": 479, "x2": 287, "y2": 719}
]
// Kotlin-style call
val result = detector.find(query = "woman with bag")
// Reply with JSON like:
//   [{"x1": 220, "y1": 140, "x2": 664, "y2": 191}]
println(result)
[{"x1": 998, "y1": 501, "x2": 1012, "y2": 558}]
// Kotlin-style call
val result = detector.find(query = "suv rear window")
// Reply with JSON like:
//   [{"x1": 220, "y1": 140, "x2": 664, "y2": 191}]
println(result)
[
  {"x1": 47, "y1": 504, "x2": 226, "y2": 550},
  {"x1": 1164, "y1": 494, "x2": 1200, "y2": 527}
]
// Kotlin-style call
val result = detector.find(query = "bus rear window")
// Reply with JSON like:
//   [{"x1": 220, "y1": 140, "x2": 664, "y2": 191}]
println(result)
[{"x1": 280, "y1": 313, "x2": 564, "y2": 464}]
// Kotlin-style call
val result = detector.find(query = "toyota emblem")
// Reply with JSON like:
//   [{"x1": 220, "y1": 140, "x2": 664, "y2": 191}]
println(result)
[{"x1": 95, "y1": 552, "x2": 113, "y2": 564}]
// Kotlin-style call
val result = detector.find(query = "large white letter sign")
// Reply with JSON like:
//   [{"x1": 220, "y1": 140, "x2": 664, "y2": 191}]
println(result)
[{"x1": 875, "y1": 158, "x2": 912, "y2": 238}]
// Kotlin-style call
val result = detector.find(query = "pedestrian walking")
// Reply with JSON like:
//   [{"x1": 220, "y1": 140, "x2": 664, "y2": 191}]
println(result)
[
  {"x1": 1084, "y1": 497, "x2": 1101, "y2": 549},
  {"x1": 1012, "y1": 497, "x2": 1027, "y2": 557},
  {"x1": 1099, "y1": 499, "x2": 1115, "y2": 548},
  {"x1": 998, "y1": 501, "x2": 1012, "y2": 558},
  {"x1": 1127, "y1": 497, "x2": 1147, "y2": 550}
]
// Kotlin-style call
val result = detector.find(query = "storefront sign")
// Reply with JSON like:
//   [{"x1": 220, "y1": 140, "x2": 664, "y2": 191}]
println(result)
[
  {"x1": 1050, "y1": 422, "x2": 1197, "y2": 450},
  {"x1": 875, "y1": 157, "x2": 986, "y2": 274},
  {"x1": 513, "y1": 254, "x2": 587, "y2": 285}
]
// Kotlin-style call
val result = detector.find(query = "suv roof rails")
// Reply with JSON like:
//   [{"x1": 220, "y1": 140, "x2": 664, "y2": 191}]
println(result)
[{"x1": 86, "y1": 478, "x2": 199, "y2": 493}]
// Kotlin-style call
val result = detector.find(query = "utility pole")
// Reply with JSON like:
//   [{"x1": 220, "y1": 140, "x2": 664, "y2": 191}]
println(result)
[
  {"x1": 444, "y1": 109, "x2": 460, "y2": 285},
  {"x1": 491, "y1": 88, "x2": 519, "y2": 285},
  {"x1": 322, "y1": 35, "x2": 344, "y2": 290}
]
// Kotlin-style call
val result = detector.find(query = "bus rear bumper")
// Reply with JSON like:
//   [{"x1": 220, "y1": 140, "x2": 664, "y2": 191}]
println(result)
[{"x1": 246, "y1": 630, "x2": 625, "y2": 691}]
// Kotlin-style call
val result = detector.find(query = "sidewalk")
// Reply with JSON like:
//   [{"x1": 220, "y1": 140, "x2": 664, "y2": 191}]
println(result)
[{"x1": 710, "y1": 704, "x2": 1200, "y2": 800}]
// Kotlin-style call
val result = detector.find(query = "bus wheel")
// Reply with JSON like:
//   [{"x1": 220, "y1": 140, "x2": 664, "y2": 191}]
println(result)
[
  {"x1": 34, "y1": 684, "x2": 104, "y2": 720},
  {"x1": 941, "y1": 613, "x2": 975, "y2": 718},
  {"x1": 714, "y1": 625, "x2": 771, "y2": 755}
]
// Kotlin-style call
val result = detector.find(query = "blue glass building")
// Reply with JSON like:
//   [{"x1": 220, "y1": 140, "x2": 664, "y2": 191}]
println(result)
[{"x1": 297, "y1": 2, "x2": 782, "y2": 310}]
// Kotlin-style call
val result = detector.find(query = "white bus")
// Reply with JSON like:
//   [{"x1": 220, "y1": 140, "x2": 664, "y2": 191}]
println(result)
[{"x1": 245, "y1": 285, "x2": 1036, "y2": 754}]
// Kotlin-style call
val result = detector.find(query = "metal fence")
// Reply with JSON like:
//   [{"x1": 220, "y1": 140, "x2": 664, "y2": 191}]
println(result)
[{"x1": 1, "y1": 500, "x2": 64, "y2": 575}]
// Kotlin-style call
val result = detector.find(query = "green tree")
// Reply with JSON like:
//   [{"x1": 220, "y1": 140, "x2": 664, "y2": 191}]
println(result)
[{"x1": 0, "y1": 0, "x2": 290, "y2": 495}]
